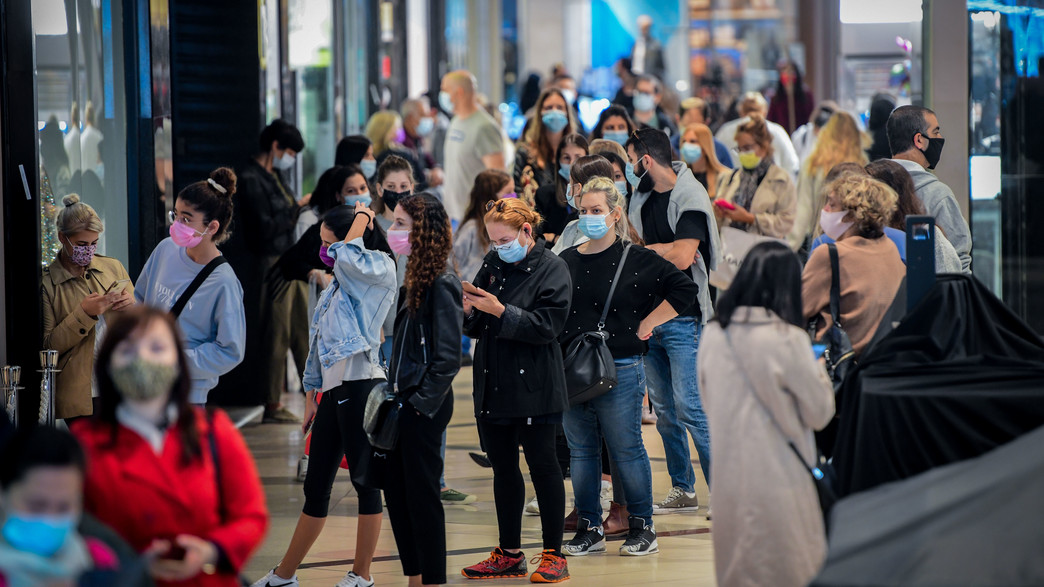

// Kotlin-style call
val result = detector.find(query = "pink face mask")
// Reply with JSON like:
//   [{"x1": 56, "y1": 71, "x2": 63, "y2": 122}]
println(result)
[
  {"x1": 820, "y1": 209, "x2": 854, "y2": 240},
  {"x1": 170, "y1": 220, "x2": 209, "y2": 248},
  {"x1": 387, "y1": 229, "x2": 412, "y2": 256}
]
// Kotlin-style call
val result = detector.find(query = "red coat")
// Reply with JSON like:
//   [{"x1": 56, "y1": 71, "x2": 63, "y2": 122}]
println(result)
[{"x1": 73, "y1": 408, "x2": 268, "y2": 587}]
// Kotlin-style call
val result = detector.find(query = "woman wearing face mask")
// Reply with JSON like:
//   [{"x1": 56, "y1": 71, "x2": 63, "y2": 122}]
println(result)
[
  {"x1": 558, "y1": 178, "x2": 697, "y2": 558},
  {"x1": 679, "y1": 124, "x2": 729, "y2": 200},
  {"x1": 367, "y1": 111, "x2": 425, "y2": 187},
  {"x1": 514, "y1": 89, "x2": 578, "y2": 195},
  {"x1": 461, "y1": 198, "x2": 572, "y2": 583},
  {"x1": 135, "y1": 168, "x2": 245, "y2": 406},
  {"x1": 454, "y1": 169, "x2": 514, "y2": 283},
  {"x1": 715, "y1": 115, "x2": 796, "y2": 239},
  {"x1": 42, "y1": 194, "x2": 135, "y2": 420},
  {"x1": 533, "y1": 133, "x2": 589, "y2": 246},
  {"x1": 383, "y1": 193, "x2": 463, "y2": 587},
  {"x1": 72, "y1": 307, "x2": 268, "y2": 587},
  {"x1": 253, "y1": 203, "x2": 396, "y2": 587},
  {"x1": 591, "y1": 105, "x2": 637, "y2": 147},
  {"x1": 335, "y1": 135, "x2": 379, "y2": 184},
  {"x1": 0, "y1": 426, "x2": 138, "y2": 587},
  {"x1": 802, "y1": 175, "x2": 904, "y2": 357},
  {"x1": 372, "y1": 155, "x2": 416, "y2": 360},
  {"x1": 551, "y1": 155, "x2": 625, "y2": 254},
  {"x1": 588, "y1": 140, "x2": 632, "y2": 196}
]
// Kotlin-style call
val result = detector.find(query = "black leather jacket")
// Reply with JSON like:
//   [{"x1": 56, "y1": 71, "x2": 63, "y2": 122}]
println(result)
[
  {"x1": 387, "y1": 272, "x2": 463, "y2": 418},
  {"x1": 464, "y1": 238, "x2": 572, "y2": 419}
]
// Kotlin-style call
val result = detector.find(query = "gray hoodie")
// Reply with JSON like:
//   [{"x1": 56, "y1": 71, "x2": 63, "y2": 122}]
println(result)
[
  {"x1": 891, "y1": 158, "x2": 972, "y2": 273},
  {"x1": 629, "y1": 162, "x2": 722, "y2": 323}
]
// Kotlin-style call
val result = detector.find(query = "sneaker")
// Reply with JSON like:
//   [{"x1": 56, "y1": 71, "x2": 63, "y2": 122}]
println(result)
[
  {"x1": 524, "y1": 496, "x2": 540, "y2": 516},
  {"x1": 251, "y1": 568, "x2": 298, "y2": 587},
  {"x1": 263, "y1": 406, "x2": 301, "y2": 424},
  {"x1": 335, "y1": 571, "x2": 374, "y2": 587},
  {"x1": 562, "y1": 518, "x2": 605, "y2": 557},
  {"x1": 469, "y1": 452, "x2": 493, "y2": 468},
  {"x1": 619, "y1": 516, "x2": 658, "y2": 556},
  {"x1": 462, "y1": 548, "x2": 528, "y2": 579},
  {"x1": 652, "y1": 487, "x2": 699, "y2": 514},
  {"x1": 529, "y1": 550, "x2": 569, "y2": 583},
  {"x1": 441, "y1": 488, "x2": 477, "y2": 504},
  {"x1": 599, "y1": 479, "x2": 612, "y2": 505}
]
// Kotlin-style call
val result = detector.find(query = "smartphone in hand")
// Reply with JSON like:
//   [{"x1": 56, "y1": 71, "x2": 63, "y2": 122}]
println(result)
[
  {"x1": 713, "y1": 199, "x2": 736, "y2": 211},
  {"x1": 461, "y1": 281, "x2": 483, "y2": 296},
  {"x1": 105, "y1": 278, "x2": 131, "y2": 294}
]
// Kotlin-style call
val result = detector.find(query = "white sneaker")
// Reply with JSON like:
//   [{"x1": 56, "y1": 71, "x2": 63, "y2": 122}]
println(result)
[
  {"x1": 251, "y1": 568, "x2": 299, "y2": 587},
  {"x1": 524, "y1": 496, "x2": 540, "y2": 515},
  {"x1": 335, "y1": 570, "x2": 375, "y2": 587},
  {"x1": 600, "y1": 479, "x2": 612, "y2": 505}
]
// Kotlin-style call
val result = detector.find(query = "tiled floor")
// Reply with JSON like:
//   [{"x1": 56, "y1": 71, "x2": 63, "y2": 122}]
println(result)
[{"x1": 241, "y1": 366, "x2": 715, "y2": 586}]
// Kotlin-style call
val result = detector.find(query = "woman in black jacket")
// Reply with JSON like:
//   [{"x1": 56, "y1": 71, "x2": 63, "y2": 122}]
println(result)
[
  {"x1": 461, "y1": 198, "x2": 573, "y2": 583},
  {"x1": 383, "y1": 192, "x2": 462, "y2": 587}
]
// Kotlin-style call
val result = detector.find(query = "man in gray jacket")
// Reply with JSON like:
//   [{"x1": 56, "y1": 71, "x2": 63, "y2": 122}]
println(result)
[
  {"x1": 887, "y1": 105, "x2": 973, "y2": 272},
  {"x1": 625, "y1": 128, "x2": 721, "y2": 516}
]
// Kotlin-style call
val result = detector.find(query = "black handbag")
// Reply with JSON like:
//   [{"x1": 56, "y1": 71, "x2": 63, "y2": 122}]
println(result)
[
  {"x1": 563, "y1": 244, "x2": 630, "y2": 406},
  {"x1": 811, "y1": 243, "x2": 856, "y2": 391},
  {"x1": 363, "y1": 319, "x2": 407, "y2": 451}
]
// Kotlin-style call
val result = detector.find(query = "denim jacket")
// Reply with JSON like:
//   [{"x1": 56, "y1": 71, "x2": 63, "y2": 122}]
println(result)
[{"x1": 302, "y1": 238, "x2": 397, "y2": 391}]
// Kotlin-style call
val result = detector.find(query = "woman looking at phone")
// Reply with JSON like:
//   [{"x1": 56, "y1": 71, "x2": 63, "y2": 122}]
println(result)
[
  {"x1": 42, "y1": 193, "x2": 135, "y2": 420},
  {"x1": 135, "y1": 168, "x2": 245, "y2": 405},
  {"x1": 253, "y1": 203, "x2": 396, "y2": 587}
]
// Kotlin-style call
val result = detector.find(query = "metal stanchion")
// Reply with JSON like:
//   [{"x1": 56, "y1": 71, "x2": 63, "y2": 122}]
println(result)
[
  {"x1": 38, "y1": 350, "x2": 60, "y2": 426},
  {"x1": 1, "y1": 366, "x2": 20, "y2": 426}
]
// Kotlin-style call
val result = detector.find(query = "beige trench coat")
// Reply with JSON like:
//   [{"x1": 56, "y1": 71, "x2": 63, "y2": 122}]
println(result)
[
  {"x1": 42, "y1": 255, "x2": 133, "y2": 419},
  {"x1": 698, "y1": 308, "x2": 835, "y2": 587},
  {"x1": 716, "y1": 164, "x2": 797, "y2": 239}
]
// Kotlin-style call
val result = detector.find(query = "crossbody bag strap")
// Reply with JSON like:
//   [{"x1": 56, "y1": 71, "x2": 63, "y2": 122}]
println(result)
[
  {"x1": 827, "y1": 243, "x2": 841, "y2": 326},
  {"x1": 206, "y1": 409, "x2": 226, "y2": 523},
  {"x1": 171, "y1": 257, "x2": 228, "y2": 318},
  {"x1": 597, "y1": 243, "x2": 631, "y2": 330}
]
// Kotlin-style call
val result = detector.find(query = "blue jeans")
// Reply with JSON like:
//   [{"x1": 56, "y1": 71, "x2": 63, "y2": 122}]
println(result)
[
  {"x1": 563, "y1": 357, "x2": 653, "y2": 524},
  {"x1": 645, "y1": 316, "x2": 710, "y2": 493}
]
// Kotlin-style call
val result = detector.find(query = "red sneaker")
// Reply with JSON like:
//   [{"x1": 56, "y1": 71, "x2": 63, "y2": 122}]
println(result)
[
  {"x1": 529, "y1": 550, "x2": 570, "y2": 583},
  {"x1": 461, "y1": 548, "x2": 528, "y2": 580}
]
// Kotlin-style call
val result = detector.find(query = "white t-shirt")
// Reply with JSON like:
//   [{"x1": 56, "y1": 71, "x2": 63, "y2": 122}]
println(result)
[{"x1": 442, "y1": 109, "x2": 503, "y2": 221}]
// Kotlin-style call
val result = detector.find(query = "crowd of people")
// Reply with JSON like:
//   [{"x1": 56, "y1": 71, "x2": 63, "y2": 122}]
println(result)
[{"x1": 10, "y1": 34, "x2": 977, "y2": 586}]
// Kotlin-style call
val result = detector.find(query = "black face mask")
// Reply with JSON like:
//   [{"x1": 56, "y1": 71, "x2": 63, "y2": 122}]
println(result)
[
  {"x1": 382, "y1": 190, "x2": 410, "y2": 210},
  {"x1": 635, "y1": 158, "x2": 655, "y2": 193},
  {"x1": 916, "y1": 134, "x2": 945, "y2": 170}
]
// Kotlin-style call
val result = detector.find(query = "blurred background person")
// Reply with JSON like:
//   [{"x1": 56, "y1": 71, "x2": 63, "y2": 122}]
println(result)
[
  {"x1": 611, "y1": 58, "x2": 637, "y2": 113},
  {"x1": 675, "y1": 98, "x2": 733, "y2": 168},
  {"x1": 590, "y1": 105, "x2": 636, "y2": 147},
  {"x1": 514, "y1": 88, "x2": 578, "y2": 196},
  {"x1": 335, "y1": 135, "x2": 378, "y2": 183},
  {"x1": 630, "y1": 15, "x2": 665, "y2": 84},
  {"x1": 865, "y1": 93, "x2": 897, "y2": 162},
  {"x1": 631, "y1": 76, "x2": 677, "y2": 137},
  {"x1": 790, "y1": 101, "x2": 838, "y2": 167},
  {"x1": 455, "y1": 169, "x2": 514, "y2": 283},
  {"x1": 715, "y1": 115, "x2": 796, "y2": 239},
  {"x1": 400, "y1": 97, "x2": 444, "y2": 191},
  {"x1": 80, "y1": 102, "x2": 104, "y2": 178},
  {"x1": 440, "y1": 70, "x2": 505, "y2": 222},
  {"x1": 366, "y1": 110, "x2": 424, "y2": 188},
  {"x1": 587, "y1": 140, "x2": 631, "y2": 197},
  {"x1": 767, "y1": 60, "x2": 815, "y2": 135},
  {"x1": 65, "y1": 101, "x2": 81, "y2": 174},
  {"x1": 679, "y1": 124, "x2": 729, "y2": 200},
  {"x1": 534, "y1": 133, "x2": 588, "y2": 245},
  {"x1": 716, "y1": 92, "x2": 800, "y2": 176}
]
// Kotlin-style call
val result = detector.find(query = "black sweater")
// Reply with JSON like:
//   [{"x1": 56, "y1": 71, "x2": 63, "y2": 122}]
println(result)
[{"x1": 558, "y1": 240, "x2": 697, "y2": 358}]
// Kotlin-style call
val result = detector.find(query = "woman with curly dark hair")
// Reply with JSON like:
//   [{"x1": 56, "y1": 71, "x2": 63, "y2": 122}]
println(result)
[{"x1": 382, "y1": 192, "x2": 463, "y2": 587}]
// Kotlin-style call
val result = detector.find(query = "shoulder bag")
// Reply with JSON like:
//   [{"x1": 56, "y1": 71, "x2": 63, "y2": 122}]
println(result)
[
  {"x1": 811, "y1": 243, "x2": 855, "y2": 391},
  {"x1": 171, "y1": 257, "x2": 228, "y2": 318},
  {"x1": 563, "y1": 243, "x2": 631, "y2": 406},
  {"x1": 363, "y1": 320, "x2": 405, "y2": 451}
]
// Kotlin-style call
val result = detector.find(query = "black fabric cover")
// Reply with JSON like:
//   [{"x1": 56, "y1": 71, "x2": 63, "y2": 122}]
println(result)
[
  {"x1": 832, "y1": 274, "x2": 1044, "y2": 495},
  {"x1": 812, "y1": 423, "x2": 1044, "y2": 586}
]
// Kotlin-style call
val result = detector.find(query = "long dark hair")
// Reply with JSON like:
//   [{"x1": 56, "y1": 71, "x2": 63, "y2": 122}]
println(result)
[
  {"x1": 320, "y1": 205, "x2": 392, "y2": 258},
  {"x1": 398, "y1": 193, "x2": 452, "y2": 313},
  {"x1": 462, "y1": 169, "x2": 511, "y2": 248},
  {"x1": 94, "y1": 306, "x2": 200, "y2": 464},
  {"x1": 335, "y1": 135, "x2": 372, "y2": 166},
  {"x1": 177, "y1": 167, "x2": 237, "y2": 244},
  {"x1": 592, "y1": 105, "x2": 636, "y2": 140},
  {"x1": 555, "y1": 133, "x2": 589, "y2": 205},
  {"x1": 715, "y1": 242, "x2": 803, "y2": 330},
  {"x1": 311, "y1": 165, "x2": 362, "y2": 215},
  {"x1": 865, "y1": 159, "x2": 925, "y2": 230}
]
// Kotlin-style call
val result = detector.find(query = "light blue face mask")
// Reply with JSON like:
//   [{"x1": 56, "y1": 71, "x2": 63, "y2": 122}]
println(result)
[
  {"x1": 416, "y1": 117, "x2": 435, "y2": 137},
  {"x1": 603, "y1": 130, "x2": 629, "y2": 146},
  {"x1": 578, "y1": 212, "x2": 614, "y2": 240},
  {"x1": 565, "y1": 183, "x2": 575, "y2": 208},
  {"x1": 439, "y1": 91, "x2": 454, "y2": 114},
  {"x1": 615, "y1": 180, "x2": 629, "y2": 195},
  {"x1": 493, "y1": 229, "x2": 528, "y2": 263},
  {"x1": 559, "y1": 163, "x2": 571, "y2": 182},
  {"x1": 542, "y1": 110, "x2": 569, "y2": 133},
  {"x1": 2, "y1": 513, "x2": 76, "y2": 558},
  {"x1": 360, "y1": 159, "x2": 377, "y2": 179},
  {"x1": 344, "y1": 192, "x2": 372, "y2": 207},
  {"x1": 633, "y1": 92, "x2": 655, "y2": 112},
  {"x1": 681, "y1": 143, "x2": 703, "y2": 164},
  {"x1": 625, "y1": 160, "x2": 647, "y2": 188}
]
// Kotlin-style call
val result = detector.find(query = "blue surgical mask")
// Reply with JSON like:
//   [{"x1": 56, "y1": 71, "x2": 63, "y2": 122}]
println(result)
[
  {"x1": 625, "y1": 160, "x2": 647, "y2": 189},
  {"x1": 2, "y1": 513, "x2": 76, "y2": 557},
  {"x1": 603, "y1": 130, "x2": 629, "y2": 146},
  {"x1": 360, "y1": 159, "x2": 377, "y2": 179},
  {"x1": 578, "y1": 212, "x2": 614, "y2": 240},
  {"x1": 615, "y1": 180, "x2": 629, "y2": 195},
  {"x1": 559, "y1": 163, "x2": 571, "y2": 182},
  {"x1": 416, "y1": 117, "x2": 435, "y2": 137},
  {"x1": 681, "y1": 143, "x2": 703, "y2": 164},
  {"x1": 493, "y1": 229, "x2": 528, "y2": 263},
  {"x1": 565, "y1": 183, "x2": 575, "y2": 208},
  {"x1": 344, "y1": 192, "x2": 371, "y2": 207},
  {"x1": 633, "y1": 92, "x2": 655, "y2": 112},
  {"x1": 542, "y1": 110, "x2": 569, "y2": 133},
  {"x1": 439, "y1": 91, "x2": 454, "y2": 114}
]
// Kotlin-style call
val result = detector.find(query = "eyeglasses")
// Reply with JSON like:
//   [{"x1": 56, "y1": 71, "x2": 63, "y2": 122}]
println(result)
[
  {"x1": 168, "y1": 210, "x2": 187, "y2": 225},
  {"x1": 486, "y1": 200, "x2": 524, "y2": 214}
]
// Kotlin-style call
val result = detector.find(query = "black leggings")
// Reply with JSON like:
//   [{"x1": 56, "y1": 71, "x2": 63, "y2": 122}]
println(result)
[
  {"x1": 302, "y1": 379, "x2": 383, "y2": 517},
  {"x1": 479, "y1": 420, "x2": 564, "y2": 552}
]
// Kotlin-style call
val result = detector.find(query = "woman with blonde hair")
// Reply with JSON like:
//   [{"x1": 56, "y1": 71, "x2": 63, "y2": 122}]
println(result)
[
  {"x1": 790, "y1": 111, "x2": 869, "y2": 250},
  {"x1": 514, "y1": 88, "x2": 578, "y2": 194},
  {"x1": 715, "y1": 114, "x2": 797, "y2": 239},
  {"x1": 42, "y1": 194, "x2": 135, "y2": 419},
  {"x1": 679, "y1": 124, "x2": 729, "y2": 199},
  {"x1": 367, "y1": 111, "x2": 424, "y2": 186}
]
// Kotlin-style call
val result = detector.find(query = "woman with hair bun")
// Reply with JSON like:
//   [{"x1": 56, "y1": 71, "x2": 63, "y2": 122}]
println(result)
[
  {"x1": 42, "y1": 193, "x2": 135, "y2": 420},
  {"x1": 461, "y1": 197, "x2": 572, "y2": 583},
  {"x1": 135, "y1": 167, "x2": 246, "y2": 405}
]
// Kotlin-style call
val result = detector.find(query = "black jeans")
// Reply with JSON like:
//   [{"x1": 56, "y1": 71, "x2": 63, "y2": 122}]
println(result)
[
  {"x1": 383, "y1": 394, "x2": 453, "y2": 585},
  {"x1": 302, "y1": 379, "x2": 383, "y2": 517},
  {"x1": 479, "y1": 420, "x2": 565, "y2": 552}
]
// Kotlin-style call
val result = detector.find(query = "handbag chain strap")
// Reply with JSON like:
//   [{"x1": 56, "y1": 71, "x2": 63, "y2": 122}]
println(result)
[{"x1": 597, "y1": 243, "x2": 631, "y2": 331}]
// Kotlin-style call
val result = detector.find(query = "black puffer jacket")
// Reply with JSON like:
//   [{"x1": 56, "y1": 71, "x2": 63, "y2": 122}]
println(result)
[
  {"x1": 388, "y1": 272, "x2": 463, "y2": 418},
  {"x1": 464, "y1": 238, "x2": 572, "y2": 419}
]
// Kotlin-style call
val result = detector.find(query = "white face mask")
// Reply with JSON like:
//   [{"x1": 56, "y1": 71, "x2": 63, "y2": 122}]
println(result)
[
  {"x1": 820, "y1": 209, "x2": 854, "y2": 240},
  {"x1": 273, "y1": 152, "x2": 295, "y2": 170}
]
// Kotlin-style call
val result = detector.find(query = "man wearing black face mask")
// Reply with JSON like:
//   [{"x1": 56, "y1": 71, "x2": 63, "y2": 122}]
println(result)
[{"x1": 887, "y1": 105, "x2": 972, "y2": 273}]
